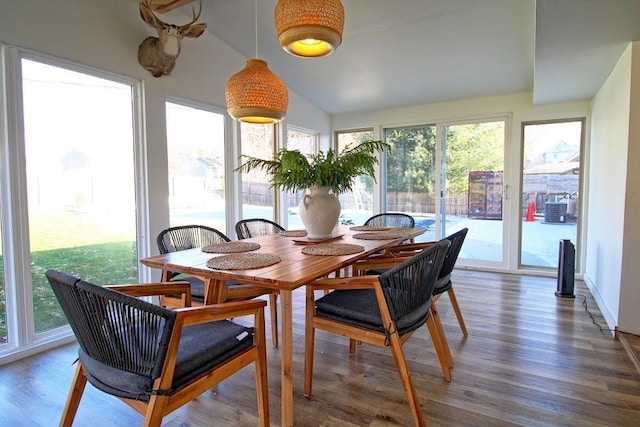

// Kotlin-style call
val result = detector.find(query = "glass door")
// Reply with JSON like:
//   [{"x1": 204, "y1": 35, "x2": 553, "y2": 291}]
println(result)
[
  {"x1": 383, "y1": 119, "x2": 506, "y2": 263},
  {"x1": 440, "y1": 120, "x2": 506, "y2": 264},
  {"x1": 520, "y1": 120, "x2": 583, "y2": 269}
]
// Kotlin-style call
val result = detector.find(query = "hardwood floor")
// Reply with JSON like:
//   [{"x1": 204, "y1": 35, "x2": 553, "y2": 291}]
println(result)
[{"x1": 1, "y1": 270, "x2": 639, "y2": 426}]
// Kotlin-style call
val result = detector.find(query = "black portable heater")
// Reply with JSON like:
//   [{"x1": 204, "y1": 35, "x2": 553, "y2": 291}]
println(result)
[{"x1": 555, "y1": 239, "x2": 575, "y2": 298}]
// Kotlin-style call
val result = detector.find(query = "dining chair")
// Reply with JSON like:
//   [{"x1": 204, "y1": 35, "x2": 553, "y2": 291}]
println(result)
[
  {"x1": 45, "y1": 269, "x2": 270, "y2": 427},
  {"x1": 156, "y1": 224, "x2": 280, "y2": 347},
  {"x1": 351, "y1": 227, "x2": 470, "y2": 381},
  {"x1": 235, "y1": 218, "x2": 286, "y2": 240},
  {"x1": 234, "y1": 218, "x2": 285, "y2": 347},
  {"x1": 304, "y1": 240, "x2": 449, "y2": 427},
  {"x1": 364, "y1": 212, "x2": 415, "y2": 228}
]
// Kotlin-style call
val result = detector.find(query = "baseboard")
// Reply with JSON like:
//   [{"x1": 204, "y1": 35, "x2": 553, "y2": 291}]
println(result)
[
  {"x1": 619, "y1": 333, "x2": 640, "y2": 375},
  {"x1": 582, "y1": 273, "x2": 618, "y2": 337}
]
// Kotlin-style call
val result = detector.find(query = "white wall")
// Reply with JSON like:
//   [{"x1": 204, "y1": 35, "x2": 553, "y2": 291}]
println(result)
[
  {"x1": 586, "y1": 44, "x2": 631, "y2": 332},
  {"x1": 0, "y1": 0, "x2": 329, "y2": 248},
  {"x1": 619, "y1": 42, "x2": 640, "y2": 335}
]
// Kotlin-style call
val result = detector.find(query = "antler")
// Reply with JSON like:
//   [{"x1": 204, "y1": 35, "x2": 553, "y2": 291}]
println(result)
[{"x1": 180, "y1": 0, "x2": 203, "y2": 32}]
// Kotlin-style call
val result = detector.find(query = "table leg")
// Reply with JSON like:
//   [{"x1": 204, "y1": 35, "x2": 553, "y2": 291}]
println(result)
[{"x1": 280, "y1": 289, "x2": 293, "y2": 426}]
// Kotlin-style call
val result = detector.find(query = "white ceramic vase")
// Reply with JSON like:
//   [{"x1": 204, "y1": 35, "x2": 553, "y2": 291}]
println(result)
[{"x1": 299, "y1": 186, "x2": 341, "y2": 239}]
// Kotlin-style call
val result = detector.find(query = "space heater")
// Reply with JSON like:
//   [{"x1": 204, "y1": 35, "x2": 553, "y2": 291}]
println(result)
[{"x1": 555, "y1": 239, "x2": 575, "y2": 298}]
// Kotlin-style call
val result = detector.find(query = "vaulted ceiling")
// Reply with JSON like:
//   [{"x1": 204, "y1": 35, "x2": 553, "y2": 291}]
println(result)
[{"x1": 155, "y1": 0, "x2": 640, "y2": 115}]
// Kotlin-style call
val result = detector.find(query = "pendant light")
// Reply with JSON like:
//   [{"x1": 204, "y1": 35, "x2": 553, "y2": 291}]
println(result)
[
  {"x1": 226, "y1": 0, "x2": 288, "y2": 123},
  {"x1": 274, "y1": 0, "x2": 345, "y2": 58}
]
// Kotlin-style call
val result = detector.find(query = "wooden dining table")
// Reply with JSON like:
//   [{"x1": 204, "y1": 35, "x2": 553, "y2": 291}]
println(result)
[{"x1": 139, "y1": 225, "x2": 425, "y2": 426}]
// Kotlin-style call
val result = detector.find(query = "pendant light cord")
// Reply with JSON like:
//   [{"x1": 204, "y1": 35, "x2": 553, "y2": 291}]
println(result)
[{"x1": 255, "y1": 0, "x2": 259, "y2": 58}]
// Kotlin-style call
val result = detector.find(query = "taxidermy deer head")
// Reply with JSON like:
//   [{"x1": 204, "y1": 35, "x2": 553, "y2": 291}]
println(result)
[{"x1": 138, "y1": 0, "x2": 207, "y2": 77}]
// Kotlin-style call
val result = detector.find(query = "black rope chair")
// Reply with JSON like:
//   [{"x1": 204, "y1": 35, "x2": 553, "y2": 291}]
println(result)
[
  {"x1": 235, "y1": 218, "x2": 286, "y2": 240},
  {"x1": 156, "y1": 224, "x2": 280, "y2": 347},
  {"x1": 304, "y1": 240, "x2": 449, "y2": 427},
  {"x1": 45, "y1": 269, "x2": 270, "y2": 427},
  {"x1": 364, "y1": 213, "x2": 415, "y2": 228},
  {"x1": 233, "y1": 219, "x2": 285, "y2": 347}
]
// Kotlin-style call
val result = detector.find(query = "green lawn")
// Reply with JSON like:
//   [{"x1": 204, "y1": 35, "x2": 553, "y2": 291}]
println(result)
[{"x1": 0, "y1": 210, "x2": 139, "y2": 341}]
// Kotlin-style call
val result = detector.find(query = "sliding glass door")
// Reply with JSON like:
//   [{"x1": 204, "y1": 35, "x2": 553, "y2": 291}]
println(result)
[{"x1": 383, "y1": 119, "x2": 506, "y2": 264}]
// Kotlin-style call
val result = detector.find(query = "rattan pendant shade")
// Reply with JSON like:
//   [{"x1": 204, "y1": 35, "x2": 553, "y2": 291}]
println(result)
[
  {"x1": 225, "y1": 59, "x2": 289, "y2": 124},
  {"x1": 275, "y1": 0, "x2": 345, "y2": 58}
]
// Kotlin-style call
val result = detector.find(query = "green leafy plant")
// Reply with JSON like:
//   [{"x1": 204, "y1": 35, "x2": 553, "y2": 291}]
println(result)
[{"x1": 235, "y1": 140, "x2": 389, "y2": 194}]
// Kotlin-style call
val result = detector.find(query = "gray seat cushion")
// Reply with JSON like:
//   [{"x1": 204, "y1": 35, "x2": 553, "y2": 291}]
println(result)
[
  {"x1": 315, "y1": 288, "x2": 430, "y2": 336},
  {"x1": 80, "y1": 320, "x2": 254, "y2": 401}
]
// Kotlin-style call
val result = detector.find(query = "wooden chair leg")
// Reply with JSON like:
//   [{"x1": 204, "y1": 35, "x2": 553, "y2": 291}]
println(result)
[
  {"x1": 254, "y1": 307, "x2": 270, "y2": 427},
  {"x1": 387, "y1": 330, "x2": 426, "y2": 427},
  {"x1": 431, "y1": 301, "x2": 454, "y2": 369},
  {"x1": 447, "y1": 287, "x2": 468, "y2": 337},
  {"x1": 143, "y1": 393, "x2": 169, "y2": 427},
  {"x1": 304, "y1": 287, "x2": 316, "y2": 397},
  {"x1": 426, "y1": 315, "x2": 452, "y2": 382},
  {"x1": 269, "y1": 293, "x2": 279, "y2": 348},
  {"x1": 60, "y1": 363, "x2": 88, "y2": 427}
]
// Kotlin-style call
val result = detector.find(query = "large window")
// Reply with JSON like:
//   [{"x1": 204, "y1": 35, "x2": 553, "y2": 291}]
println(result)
[
  {"x1": 240, "y1": 123, "x2": 277, "y2": 221},
  {"x1": 286, "y1": 127, "x2": 317, "y2": 229},
  {"x1": 21, "y1": 59, "x2": 138, "y2": 334},
  {"x1": 166, "y1": 101, "x2": 226, "y2": 232},
  {"x1": 337, "y1": 129, "x2": 375, "y2": 225},
  {"x1": 520, "y1": 120, "x2": 583, "y2": 269}
]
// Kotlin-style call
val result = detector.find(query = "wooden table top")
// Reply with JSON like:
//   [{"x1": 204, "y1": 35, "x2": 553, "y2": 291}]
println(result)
[{"x1": 140, "y1": 226, "x2": 425, "y2": 291}]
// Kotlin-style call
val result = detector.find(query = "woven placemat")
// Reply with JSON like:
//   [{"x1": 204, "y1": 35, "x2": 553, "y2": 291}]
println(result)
[
  {"x1": 349, "y1": 225, "x2": 391, "y2": 231},
  {"x1": 279, "y1": 230, "x2": 308, "y2": 237},
  {"x1": 202, "y1": 241, "x2": 260, "y2": 253},
  {"x1": 353, "y1": 229, "x2": 415, "y2": 240},
  {"x1": 206, "y1": 253, "x2": 281, "y2": 270},
  {"x1": 301, "y1": 243, "x2": 364, "y2": 256}
]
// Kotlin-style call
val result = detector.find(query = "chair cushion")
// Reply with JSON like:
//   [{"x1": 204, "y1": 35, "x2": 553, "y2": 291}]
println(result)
[
  {"x1": 315, "y1": 289, "x2": 430, "y2": 335},
  {"x1": 80, "y1": 320, "x2": 254, "y2": 401},
  {"x1": 433, "y1": 273, "x2": 451, "y2": 295}
]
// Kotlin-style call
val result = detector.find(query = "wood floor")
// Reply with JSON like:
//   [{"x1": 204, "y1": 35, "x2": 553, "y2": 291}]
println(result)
[{"x1": 1, "y1": 270, "x2": 639, "y2": 426}]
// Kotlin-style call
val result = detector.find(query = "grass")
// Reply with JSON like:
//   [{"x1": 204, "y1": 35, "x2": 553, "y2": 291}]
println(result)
[{"x1": 0, "y1": 209, "x2": 138, "y2": 341}]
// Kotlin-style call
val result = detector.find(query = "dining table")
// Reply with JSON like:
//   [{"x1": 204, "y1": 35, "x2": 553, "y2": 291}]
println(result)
[{"x1": 139, "y1": 225, "x2": 425, "y2": 426}]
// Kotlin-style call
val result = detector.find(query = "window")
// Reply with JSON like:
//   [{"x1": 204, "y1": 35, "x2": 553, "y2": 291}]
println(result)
[
  {"x1": 240, "y1": 123, "x2": 277, "y2": 221},
  {"x1": 286, "y1": 127, "x2": 317, "y2": 229},
  {"x1": 166, "y1": 101, "x2": 226, "y2": 232},
  {"x1": 520, "y1": 120, "x2": 583, "y2": 269},
  {"x1": 336, "y1": 129, "x2": 375, "y2": 225},
  {"x1": 21, "y1": 59, "x2": 138, "y2": 334}
]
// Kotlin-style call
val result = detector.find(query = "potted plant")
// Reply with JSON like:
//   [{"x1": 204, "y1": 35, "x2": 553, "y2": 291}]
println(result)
[{"x1": 236, "y1": 140, "x2": 388, "y2": 238}]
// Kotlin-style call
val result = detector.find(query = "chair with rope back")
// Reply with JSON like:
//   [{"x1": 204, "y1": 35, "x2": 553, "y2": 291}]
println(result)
[
  {"x1": 156, "y1": 224, "x2": 280, "y2": 347},
  {"x1": 304, "y1": 240, "x2": 449, "y2": 427},
  {"x1": 45, "y1": 269, "x2": 270, "y2": 427}
]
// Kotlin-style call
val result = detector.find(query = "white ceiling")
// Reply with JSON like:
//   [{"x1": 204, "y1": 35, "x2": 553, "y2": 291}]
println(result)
[{"x1": 183, "y1": 0, "x2": 640, "y2": 115}]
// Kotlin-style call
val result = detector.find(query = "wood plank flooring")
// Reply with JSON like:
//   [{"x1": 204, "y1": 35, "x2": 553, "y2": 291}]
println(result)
[{"x1": 1, "y1": 270, "x2": 639, "y2": 426}]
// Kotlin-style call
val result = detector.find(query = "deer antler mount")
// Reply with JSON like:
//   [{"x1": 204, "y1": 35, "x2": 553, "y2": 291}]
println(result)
[{"x1": 138, "y1": 0, "x2": 207, "y2": 77}]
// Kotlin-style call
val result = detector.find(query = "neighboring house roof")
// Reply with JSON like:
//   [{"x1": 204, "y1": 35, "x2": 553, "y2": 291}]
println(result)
[{"x1": 524, "y1": 161, "x2": 579, "y2": 175}]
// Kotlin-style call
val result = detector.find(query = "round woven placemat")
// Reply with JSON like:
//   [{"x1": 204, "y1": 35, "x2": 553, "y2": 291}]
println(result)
[
  {"x1": 202, "y1": 241, "x2": 260, "y2": 253},
  {"x1": 353, "y1": 229, "x2": 413, "y2": 240},
  {"x1": 279, "y1": 230, "x2": 308, "y2": 237},
  {"x1": 349, "y1": 225, "x2": 391, "y2": 231},
  {"x1": 301, "y1": 243, "x2": 364, "y2": 256},
  {"x1": 206, "y1": 253, "x2": 281, "y2": 270}
]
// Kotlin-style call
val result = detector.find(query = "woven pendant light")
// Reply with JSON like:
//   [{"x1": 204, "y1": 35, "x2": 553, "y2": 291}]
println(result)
[
  {"x1": 226, "y1": 0, "x2": 289, "y2": 123},
  {"x1": 226, "y1": 59, "x2": 289, "y2": 123},
  {"x1": 275, "y1": 0, "x2": 345, "y2": 58}
]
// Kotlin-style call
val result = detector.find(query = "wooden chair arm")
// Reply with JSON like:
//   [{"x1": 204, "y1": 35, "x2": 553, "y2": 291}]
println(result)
[
  {"x1": 176, "y1": 299, "x2": 267, "y2": 326},
  {"x1": 106, "y1": 282, "x2": 191, "y2": 298},
  {"x1": 308, "y1": 276, "x2": 379, "y2": 291}
]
